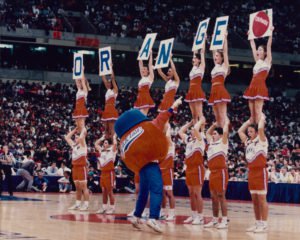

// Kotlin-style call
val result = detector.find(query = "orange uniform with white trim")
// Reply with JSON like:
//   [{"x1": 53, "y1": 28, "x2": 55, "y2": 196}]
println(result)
[
  {"x1": 208, "y1": 64, "x2": 231, "y2": 105},
  {"x1": 185, "y1": 66, "x2": 206, "y2": 103},
  {"x1": 134, "y1": 77, "x2": 155, "y2": 109},
  {"x1": 72, "y1": 144, "x2": 88, "y2": 181},
  {"x1": 72, "y1": 89, "x2": 88, "y2": 119},
  {"x1": 98, "y1": 147, "x2": 116, "y2": 191},
  {"x1": 101, "y1": 89, "x2": 118, "y2": 121},
  {"x1": 158, "y1": 80, "x2": 178, "y2": 112},
  {"x1": 160, "y1": 143, "x2": 175, "y2": 189},
  {"x1": 184, "y1": 134, "x2": 206, "y2": 186},
  {"x1": 207, "y1": 139, "x2": 228, "y2": 192},
  {"x1": 245, "y1": 137, "x2": 268, "y2": 193},
  {"x1": 120, "y1": 111, "x2": 171, "y2": 173},
  {"x1": 243, "y1": 59, "x2": 271, "y2": 100}
]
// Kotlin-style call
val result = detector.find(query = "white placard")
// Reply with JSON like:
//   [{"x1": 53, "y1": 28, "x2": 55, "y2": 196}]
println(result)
[
  {"x1": 210, "y1": 16, "x2": 229, "y2": 51},
  {"x1": 154, "y1": 38, "x2": 174, "y2": 69},
  {"x1": 137, "y1": 33, "x2": 157, "y2": 60},
  {"x1": 248, "y1": 9, "x2": 273, "y2": 40},
  {"x1": 192, "y1": 18, "x2": 210, "y2": 51},
  {"x1": 99, "y1": 47, "x2": 112, "y2": 76},
  {"x1": 73, "y1": 53, "x2": 83, "y2": 79}
]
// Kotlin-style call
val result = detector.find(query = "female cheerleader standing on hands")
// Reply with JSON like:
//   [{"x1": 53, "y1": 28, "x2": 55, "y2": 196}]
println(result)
[
  {"x1": 179, "y1": 117, "x2": 206, "y2": 225},
  {"x1": 185, "y1": 38, "x2": 206, "y2": 123},
  {"x1": 134, "y1": 51, "x2": 155, "y2": 115},
  {"x1": 72, "y1": 71, "x2": 91, "y2": 134},
  {"x1": 243, "y1": 27, "x2": 274, "y2": 124},
  {"x1": 157, "y1": 56, "x2": 180, "y2": 112},
  {"x1": 208, "y1": 33, "x2": 230, "y2": 128},
  {"x1": 101, "y1": 65, "x2": 119, "y2": 140}
]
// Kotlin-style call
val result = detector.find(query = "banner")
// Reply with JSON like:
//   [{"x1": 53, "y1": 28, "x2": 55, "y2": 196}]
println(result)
[
  {"x1": 154, "y1": 38, "x2": 174, "y2": 69},
  {"x1": 137, "y1": 33, "x2": 157, "y2": 60},
  {"x1": 210, "y1": 16, "x2": 229, "y2": 51},
  {"x1": 72, "y1": 53, "x2": 83, "y2": 80},
  {"x1": 248, "y1": 9, "x2": 273, "y2": 40},
  {"x1": 99, "y1": 47, "x2": 112, "y2": 76},
  {"x1": 192, "y1": 18, "x2": 210, "y2": 51}
]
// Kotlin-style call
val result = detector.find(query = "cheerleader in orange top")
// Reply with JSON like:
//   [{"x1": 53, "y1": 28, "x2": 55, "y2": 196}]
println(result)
[
  {"x1": 185, "y1": 37, "x2": 207, "y2": 123},
  {"x1": 244, "y1": 27, "x2": 274, "y2": 124},
  {"x1": 238, "y1": 114, "x2": 269, "y2": 233},
  {"x1": 209, "y1": 33, "x2": 230, "y2": 128},
  {"x1": 134, "y1": 51, "x2": 155, "y2": 115},
  {"x1": 64, "y1": 127, "x2": 89, "y2": 211},
  {"x1": 179, "y1": 117, "x2": 206, "y2": 225},
  {"x1": 204, "y1": 118, "x2": 230, "y2": 229},
  {"x1": 95, "y1": 135, "x2": 117, "y2": 214},
  {"x1": 157, "y1": 56, "x2": 180, "y2": 113},
  {"x1": 72, "y1": 72, "x2": 91, "y2": 133},
  {"x1": 101, "y1": 65, "x2": 119, "y2": 140},
  {"x1": 115, "y1": 98, "x2": 182, "y2": 233},
  {"x1": 159, "y1": 124, "x2": 176, "y2": 221}
]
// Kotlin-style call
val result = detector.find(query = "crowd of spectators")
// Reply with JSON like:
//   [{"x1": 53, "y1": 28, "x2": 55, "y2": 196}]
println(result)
[
  {"x1": 0, "y1": 79, "x2": 299, "y2": 193},
  {"x1": 0, "y1": 0, "x2": 299, "y2": 53}
]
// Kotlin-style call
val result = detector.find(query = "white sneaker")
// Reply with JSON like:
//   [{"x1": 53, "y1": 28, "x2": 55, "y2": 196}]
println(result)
[
  {"x1": 106, "y1": 208, "x2": 115, "y2": 214},
  {"x1": 142, "y1": 211, "x2": 149, "y2": 218},
  {"x1": 192, "y1": 216, "x2": 204, "y2": 225},
  {"x1": 246, "y1": 223, "x2": 258, "y2": 232},
  {"x1": 216, "y1": 221, "x2": 228, "y2": 229},
  {"x1": 183, "y1": 216, "x2": 194, "y2": 224},
  {"x1": 79, "y1": 204, "x2": 89, "y2": 211},
  {"x1": 129, "y1": 216, "x2": 142, "y2": 230},
  {"x1": 254, "y1": 224, "x2": 268, "y2": 233},
  {"x1": 146, "y1": 219, "x2": 163, "y2": 233},
  {"x1": 127, "y1": 210, "x2": 135, "y2": 217},
  {"x1": 166, "y1": 215, "x2": 175, "y2": 221},
  {"x1": 96, "y1": 208, "x2": 107, "y2": 214},
  {"x1": 68, "y1": 204, "x2": 81, "y2": 210},
  {"x1": 204, "y1": 220, "x2": 219, "y2": 228}
]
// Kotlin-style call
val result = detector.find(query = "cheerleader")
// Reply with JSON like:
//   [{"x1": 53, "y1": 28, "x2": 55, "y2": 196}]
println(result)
[
  {"x1": 65, "y1": 127, "x2": 89, "y2": 211},
  {"x1": 95, "y1": 135, "x2": 117, "y2": 214},
  {"x1": 238, "y1": 114, "x2": 269, "y2": 233},
  {"x1": 72, "y1": 72, "x2": 91, "y2": 133},
  {"x1": 244, "y1": 27, "x2": 274, "y2": 124},
  {"x1": 157, "y1": 56, "x2": 180, "y2": 112},
  {"x1": 101, "y1": 65, "x2": 119, "y2": 140},
  {"x1": 185, "y1": 38, "x2": 207, "y2": 123},
  {"x1": 209, "y1": 33, "x2": 230, "y2": 128},
  {"x1": 134, "y1": 51, "x2": 155, "y2": 115},
  {"x1": 204, "y1": 118, "x2": 230, "y2": 229},
  {"x1": 160, "y1": 124, "x2": 176, "y2": 221},
  {"x1": 179, "y1": 117, "x2": 206, "y2": 225}
]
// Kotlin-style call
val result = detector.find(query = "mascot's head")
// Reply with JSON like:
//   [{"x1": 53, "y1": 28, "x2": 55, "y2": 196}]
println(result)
[{"x1": 114, "y1": 109, "x2": 149, "y2": 139}]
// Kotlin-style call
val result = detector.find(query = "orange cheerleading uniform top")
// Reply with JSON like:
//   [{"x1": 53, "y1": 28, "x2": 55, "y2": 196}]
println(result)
[
  {"x1": 101, "y1": 89, "x2": 119, "y2": 121},
  {"x1": 72, "y1": 144, "x2": 87, "y2": 166},
  {"x1": 206, "y1": 139, "x2": 228, "y2": 170},
  {"x1": 245, "y1": 137, "x2": 268, "y2": 169},
  {"x1": 185, "y1": 66, "x2": 206, "y2": 102},
  {"x1": 98, "y1": 147, "x2": 116, "y2": 172},
  {"x1": 243, "y1": 59, "x2": 271, "y2": 100},
  {"x1": 160, "y1": 143, "x2": 175, "y2": 170},
  {"x1": 134, "y1": 77, "x2": 155, "y2": 109},
  {"x1": 208, "y1": 64, "x2": 231, "y2": 106},
  {"x1": 158, "y1": 80, "x2": 178, "y2": 112},
  {"x1": 120, "y1": 111, "x2": 171, "y2": 173},
  {"x1": 72, "y1": 89, "x2": 88, "y2": 119}
]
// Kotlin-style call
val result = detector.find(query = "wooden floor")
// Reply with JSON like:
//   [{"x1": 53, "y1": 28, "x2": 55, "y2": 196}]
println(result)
[{"x1": 1, "y1": 193, "x2": 300, "y2": 240}]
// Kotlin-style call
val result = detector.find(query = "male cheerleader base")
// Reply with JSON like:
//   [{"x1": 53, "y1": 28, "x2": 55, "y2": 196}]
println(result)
[{"x1": 115, "y1": 107, "x2": 176, "y2": 232}]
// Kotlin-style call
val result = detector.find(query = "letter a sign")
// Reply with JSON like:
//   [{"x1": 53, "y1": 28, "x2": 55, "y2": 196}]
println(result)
[{"x1": 248, "y1": 9, "x2": 273, "y2": 40}]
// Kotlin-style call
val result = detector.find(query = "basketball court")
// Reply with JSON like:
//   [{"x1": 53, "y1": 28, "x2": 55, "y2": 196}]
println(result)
[{"x1": 1, "y1": 193, "x2": 299, "y2": 240}]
